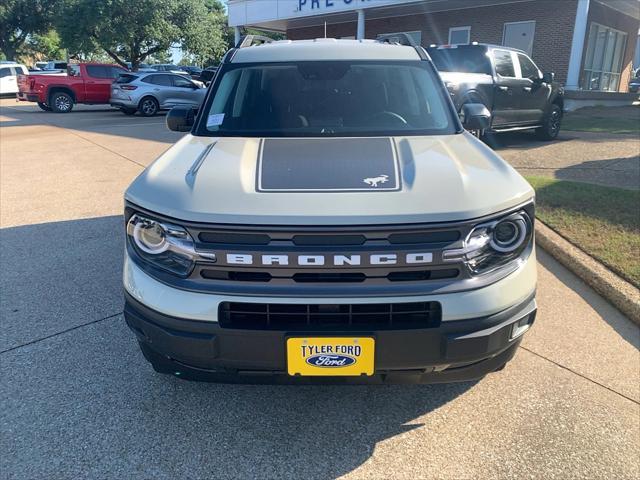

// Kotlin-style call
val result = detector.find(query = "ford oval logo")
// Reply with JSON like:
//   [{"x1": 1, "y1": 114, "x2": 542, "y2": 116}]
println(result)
[{"x1": 306, "y1": 354, "x2": 356, "y2": 368}]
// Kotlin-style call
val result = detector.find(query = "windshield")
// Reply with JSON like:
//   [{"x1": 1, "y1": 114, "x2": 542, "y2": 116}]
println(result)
[
  {"x1": 427, "y1": 47, "x2": 492, "y2": 75},
  {"x1": 197, "y1": 61, "x2": 458, "y2": 137}
]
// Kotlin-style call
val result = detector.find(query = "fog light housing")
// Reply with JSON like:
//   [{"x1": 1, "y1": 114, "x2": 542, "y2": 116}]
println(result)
[{"x1": 510, "y1": 313, "x2": 534, "y2": 340}]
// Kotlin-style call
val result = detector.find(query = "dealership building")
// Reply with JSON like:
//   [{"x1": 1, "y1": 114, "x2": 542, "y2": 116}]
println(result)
[{"x1": 228, "y1": 0, "x2": 640, "y2": 100}]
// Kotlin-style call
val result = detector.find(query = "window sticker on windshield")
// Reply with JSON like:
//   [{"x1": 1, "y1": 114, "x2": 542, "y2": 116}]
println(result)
[{"x1": 207, "y1": 113, "x2": 225, "y2": 127}]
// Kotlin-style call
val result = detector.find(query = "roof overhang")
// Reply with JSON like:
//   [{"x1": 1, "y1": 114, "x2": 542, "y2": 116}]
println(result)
[
  {"x1": 594, "y1": 0, "x2": 640, "y2": 21},
  {"x1": 228, "y1": 0, "x2": 540, "y2": 31}
]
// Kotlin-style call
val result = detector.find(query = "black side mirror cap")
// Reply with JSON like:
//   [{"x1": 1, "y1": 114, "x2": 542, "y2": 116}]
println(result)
[
  {"x1": 542, "y1": 72, "x2": 555, "y2": 83},
  {"x1": 166, "y1": 106, "x2": 196, "y2": 132},
  {"x1": 461, "y1": 103, "x2": 491, "y2": 131}
]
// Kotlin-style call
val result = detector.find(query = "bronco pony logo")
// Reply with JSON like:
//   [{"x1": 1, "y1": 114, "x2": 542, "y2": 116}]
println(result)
[{"x1": 363, "y1": 175, "x2": 389, "y2": 188}]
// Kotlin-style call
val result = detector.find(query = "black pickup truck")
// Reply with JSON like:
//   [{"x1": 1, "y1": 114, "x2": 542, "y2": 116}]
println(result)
[{"x1": 427, "y1": 44, "x2": 564, "y2": 140}]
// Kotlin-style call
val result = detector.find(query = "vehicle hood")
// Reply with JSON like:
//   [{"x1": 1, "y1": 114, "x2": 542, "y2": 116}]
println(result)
[{"x1": 125, "y1": 134, "x2": 534, "y2": 225}]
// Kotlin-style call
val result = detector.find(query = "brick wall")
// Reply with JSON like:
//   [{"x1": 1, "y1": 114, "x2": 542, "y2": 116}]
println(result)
[
  {"x1": 582, "y1": 1, "x2": 640, "y2": 92},
  {"x1": 288, "y1": 0, "x2": 579, "y2": 84}
]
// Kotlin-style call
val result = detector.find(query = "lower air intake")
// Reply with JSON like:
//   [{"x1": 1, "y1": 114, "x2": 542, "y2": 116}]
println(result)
[{"x1": 218, "y1": 302, "x2": 442, "y2": 331}]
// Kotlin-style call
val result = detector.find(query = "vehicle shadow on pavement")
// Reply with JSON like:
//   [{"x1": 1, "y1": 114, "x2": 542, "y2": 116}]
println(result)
[
  {"x1": 0, "y1": 215, "x2": 125, "y2": 351},
  {"x1": 1, "y1": 103, "x2": 178, "y2": 145},
  {"x1": 491, "y1": 130, "x2": 637, "y2": 151},
  {"x1": 536, "y1": 250, "x2": 639, "y2": 351},
  {"x1": 2, "y1": 315, "x2": 477, "y2": 480},
  {"x1": 1, "y1": 214, "x2": 477, "y2": 479},
  {"x1": 552, "y1": 156, "x2": 640, "y2": 190},
  {"x1": 487, "y1": 131, "x2": 572, "y2": 150}
]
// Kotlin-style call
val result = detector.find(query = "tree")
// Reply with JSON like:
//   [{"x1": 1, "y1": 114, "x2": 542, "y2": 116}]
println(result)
[
  {"x1": 21, "y1": 29, "x2": 65, "y2": 61},
  {"x1": 0, "y1": 0, "x2": 58, "y2": 60},
  {"x1": 180, "y1": 0, "x2": 234, "y2": 67},
  {"x1": 56, "y1": 0, "x2": 216, "y2": 70}
]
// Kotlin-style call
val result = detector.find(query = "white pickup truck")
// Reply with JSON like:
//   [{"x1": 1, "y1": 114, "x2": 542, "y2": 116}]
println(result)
[{"x1": 122, "y1": 36, "x2": 537, "y2": 383}]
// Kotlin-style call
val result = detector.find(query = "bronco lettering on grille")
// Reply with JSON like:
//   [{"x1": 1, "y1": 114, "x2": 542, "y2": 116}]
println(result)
[{"x1": 225, "y1": 253, "x2": 433, "y2": 267}]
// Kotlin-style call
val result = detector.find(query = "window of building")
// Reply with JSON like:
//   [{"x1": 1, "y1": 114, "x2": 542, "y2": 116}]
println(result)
[
  {"x1": 582, "y1": 22, "x2": 628, "y2": 91},
  {"x1": 448, "y1": 26, "x2": 470, "y2": 45},
  {"x1": 377, "y1": 31, "x2": 422, "y2": 46},
  {"x1": 493, "y1": 49, "x2": 515, "y2": 77}
]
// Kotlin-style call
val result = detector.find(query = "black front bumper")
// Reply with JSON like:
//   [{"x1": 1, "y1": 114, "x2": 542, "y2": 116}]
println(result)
[{"x1": 124, "y1": 292, "x2": 536, "y2": 384}]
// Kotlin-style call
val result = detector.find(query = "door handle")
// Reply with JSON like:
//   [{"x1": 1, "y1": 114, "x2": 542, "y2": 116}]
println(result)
[
  {"x1": 497, "y1": 86, "x2": 509, "y2": 92},
  {"x1": 523, "y1": 86, "x2": 532, "y2": 92},
  {"x1": 86, "y1": 81, "x2": 95, "y2": 84}
]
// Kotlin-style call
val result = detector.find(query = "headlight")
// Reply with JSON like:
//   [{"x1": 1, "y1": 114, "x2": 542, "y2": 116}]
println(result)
[
  {"x1": 443, "y1": 210, "x2": 533, "y2": 276},
  {"x1": 126, "y1": 214, "x2": 197, "y2": 276}
]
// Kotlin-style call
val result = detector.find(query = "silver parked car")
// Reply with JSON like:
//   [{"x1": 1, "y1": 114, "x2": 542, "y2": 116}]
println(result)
[{"x1": 110, "y1": 72, "x2": 207, "y2": 116}]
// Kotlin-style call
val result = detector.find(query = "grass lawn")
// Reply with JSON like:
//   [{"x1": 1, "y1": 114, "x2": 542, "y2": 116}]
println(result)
[
  {"x1": 526, "y1": 176, "x2": 640, "y2": 288},
  {"x1": 562, "y1": 106, "x2": 640, "y2": 135}
]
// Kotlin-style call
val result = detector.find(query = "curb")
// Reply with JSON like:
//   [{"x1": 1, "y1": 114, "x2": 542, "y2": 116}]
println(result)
[{"x1": 535, "y1": 221, "x2": 640, "y2": 325}]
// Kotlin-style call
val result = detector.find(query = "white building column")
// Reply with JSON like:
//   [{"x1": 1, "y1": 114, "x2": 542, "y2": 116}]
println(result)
[
  {"x1": 234, "y1": 26, "x2": 242, "y2": 46},
  {"x1": 566, "y1": 0, "x2": 591, "y2": 90},
  {"x1": 356, "y1": 9, "x2": 365, "y2": 40}
]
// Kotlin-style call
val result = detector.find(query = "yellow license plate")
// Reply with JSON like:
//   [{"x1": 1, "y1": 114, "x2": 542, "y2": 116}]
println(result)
[{"x1": 286, "y1": 337, "x2": 375, "y2": 376}]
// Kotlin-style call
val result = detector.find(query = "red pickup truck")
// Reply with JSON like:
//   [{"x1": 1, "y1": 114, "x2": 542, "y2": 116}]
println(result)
[{"x1": 17, "y1": 63, "x2": 127, "y2": 113}]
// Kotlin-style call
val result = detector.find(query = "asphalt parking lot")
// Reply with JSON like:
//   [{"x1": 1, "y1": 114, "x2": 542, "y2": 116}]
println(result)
[{"x1": 1, "y1": 98, "x2": 639, "y2": 480}]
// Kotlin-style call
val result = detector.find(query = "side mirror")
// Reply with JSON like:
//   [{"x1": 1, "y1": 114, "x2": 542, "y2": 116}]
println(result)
[
  {"x1": 542, "y1": 72, "x2": 555, "y2": 84},
  {"x1": 166, "y1": 106, "x2": 195, "y2": 132},
  {"x1": 461, "y1": 103, "x2": 491, "y2": 131}
]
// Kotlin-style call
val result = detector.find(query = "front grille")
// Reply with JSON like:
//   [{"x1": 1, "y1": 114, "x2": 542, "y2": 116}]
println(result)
[
  {"x1": 190, "y1": 222, "x2": 468, "y2": 290},
  {"x1": 218, "y1": 301, "x2": 442, "y2": 331}
]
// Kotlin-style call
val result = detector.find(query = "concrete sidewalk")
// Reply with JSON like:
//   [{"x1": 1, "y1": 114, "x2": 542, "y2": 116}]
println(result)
[
  {"x1": 1, "y1": 99, "x2": 639, "y2": 479},
  {"x1": 494, "y1": 130, "x2": 640, "y2": 190}
]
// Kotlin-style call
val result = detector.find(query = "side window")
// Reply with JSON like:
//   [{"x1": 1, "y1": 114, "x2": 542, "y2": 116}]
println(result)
[
  {"x1": 68, "y1": 65, "x2": 81, "y2": 77},
  {"x1": 493, "y1": 50, "x2": 515, "y2": 77},
  {"x1": 517, "y1": 53, "x2": 541, "y2": 80},
  {"x1": 143, "y1": 74, "x2": 172, "y2": 86},
  {"x1": 86, "y1": 65, "x2": 109, "y2": 78},
  {"x1": 109, "y1": 67, "x2": 127, "y2": 79},
  {"x1": 172, "y1": 76, "x2": 194, "y2": 88},
  {"x1": 0, "y1": 67, "x2": 12, "y2": 78}
]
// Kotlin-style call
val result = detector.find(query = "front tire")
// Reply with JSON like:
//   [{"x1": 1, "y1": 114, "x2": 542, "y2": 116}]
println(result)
[
  {"x1": 138, "y1": 96, "x2": 159, "y2": 117},
  {"x1": 536, "y1": 104, "x2": 562, "y2": 140},
  {"x1": 37, "y1": 102, "x2": 52, "y2": 112},
  {"x1": 50, "y1": 92, "x2": 74, "y2": 113}
]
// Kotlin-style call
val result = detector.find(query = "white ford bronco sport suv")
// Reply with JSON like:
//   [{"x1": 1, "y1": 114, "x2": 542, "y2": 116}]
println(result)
[{"x1": 123, "y1": 35, "x2": 537, "y2": 383}]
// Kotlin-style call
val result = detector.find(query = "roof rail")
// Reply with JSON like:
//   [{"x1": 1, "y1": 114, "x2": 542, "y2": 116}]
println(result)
[
  {"x1": 236, "y1": 35, "x2": 274, "y2": 49},
  {"x1": 376, "y1": 33, "x2": 417, "y2": 47}
]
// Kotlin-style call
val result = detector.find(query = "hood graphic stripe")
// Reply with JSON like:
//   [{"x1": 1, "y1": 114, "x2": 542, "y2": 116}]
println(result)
[{"x1": 257, "y1": 137, "x2": 401, "y2": 193}]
